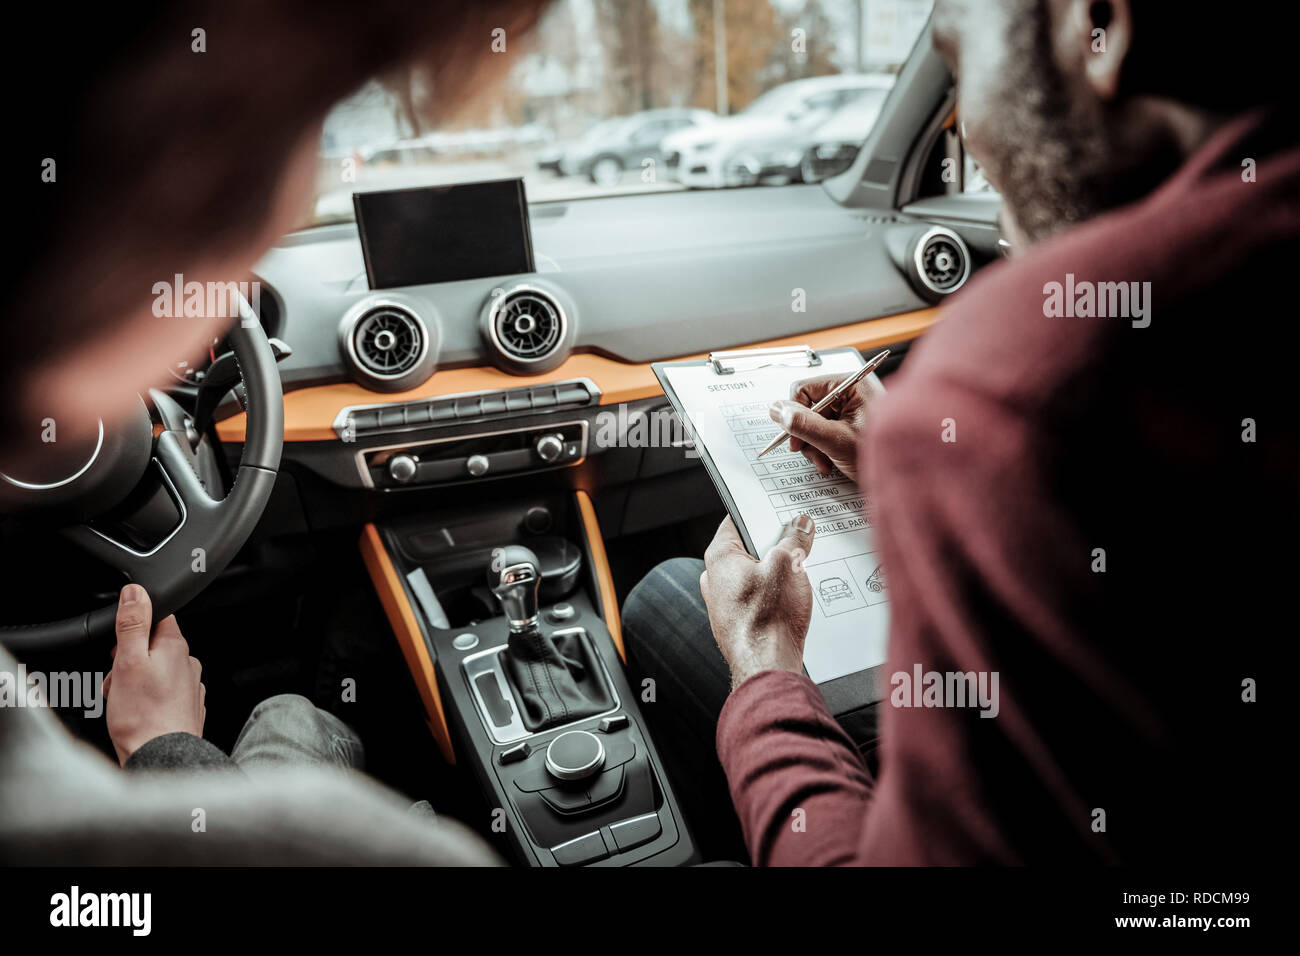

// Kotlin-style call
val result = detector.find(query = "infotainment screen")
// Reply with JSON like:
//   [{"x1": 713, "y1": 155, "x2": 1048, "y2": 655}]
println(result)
[{"x1": 353, "y1": 178, "x2": 535, "y2": 289}]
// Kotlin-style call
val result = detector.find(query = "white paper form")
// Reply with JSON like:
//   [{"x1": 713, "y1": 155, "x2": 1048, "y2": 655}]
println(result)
[{"x1": 660, "y1": 350, "x2": 889, "y2": 683}]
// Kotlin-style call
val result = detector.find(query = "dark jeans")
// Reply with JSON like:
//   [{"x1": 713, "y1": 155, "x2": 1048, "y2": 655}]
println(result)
[{"x1": 622, "y1": 557, "x2": 880, "y2": 864}]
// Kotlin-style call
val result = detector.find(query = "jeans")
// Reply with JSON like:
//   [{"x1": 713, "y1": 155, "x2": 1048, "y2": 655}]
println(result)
[
  {"x1": 231, "y1": 694, "x2": 365, "y2": 775},
  {"x1": 622, "y1": 557, "x2": 880, "y2": 864},
  {"x1": 622, "y1": 558, "x2": 748, "y2": 861}
]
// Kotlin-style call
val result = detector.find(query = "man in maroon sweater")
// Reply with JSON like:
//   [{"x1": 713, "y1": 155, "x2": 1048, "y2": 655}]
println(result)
[{"x1": 624, "y1": 0, "x2": 1290, "y2": 864}]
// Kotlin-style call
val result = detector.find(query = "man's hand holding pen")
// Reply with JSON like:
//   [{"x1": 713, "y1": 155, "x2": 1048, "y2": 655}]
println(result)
[
  {"x1": 768, "y1": 371, "x2": 882, "y2": 482},
  {"x1": 703, "y1": 363, "x2": 878, "y2": 687}
]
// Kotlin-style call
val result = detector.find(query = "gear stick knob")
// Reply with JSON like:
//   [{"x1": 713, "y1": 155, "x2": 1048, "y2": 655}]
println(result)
[
  {"x1": 489, "y1": 544, "x2": 614, "y2": 732},
  {"x1": 488, "y1": 545, "x2": 541, "y2": 633}
]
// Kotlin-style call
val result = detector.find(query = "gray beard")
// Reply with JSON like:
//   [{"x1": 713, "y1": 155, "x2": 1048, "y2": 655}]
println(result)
[
  {"x1": 983, "y1": 15, "x2": 1116, "y2": 243},
  {"x1": 980, "y1": 9, "x2": 1181, "y2": 244}
]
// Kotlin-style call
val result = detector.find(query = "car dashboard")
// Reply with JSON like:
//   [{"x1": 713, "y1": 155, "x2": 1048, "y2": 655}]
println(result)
[{"x1": 215, "y1": 184, "x2": 970, "y2": 506}]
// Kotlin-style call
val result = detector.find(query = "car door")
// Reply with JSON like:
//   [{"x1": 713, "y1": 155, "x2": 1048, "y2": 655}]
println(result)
[{"x1": 622, "y1": 117, "x2": 677, "y2": 167}]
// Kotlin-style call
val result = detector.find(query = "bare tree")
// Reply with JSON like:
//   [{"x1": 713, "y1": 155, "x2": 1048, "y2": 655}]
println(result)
[
  {"x1": 686, "y1": 0, "x2": 788, "y2": 114},
  {"x1": 774, "y1": 0, "x2": 841, "y2": 83}
]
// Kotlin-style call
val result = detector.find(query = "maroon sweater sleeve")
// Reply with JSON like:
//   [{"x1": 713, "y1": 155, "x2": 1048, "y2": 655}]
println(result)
[{"x1": 716, "y1": 670, "x2": 874, "y2": 866}]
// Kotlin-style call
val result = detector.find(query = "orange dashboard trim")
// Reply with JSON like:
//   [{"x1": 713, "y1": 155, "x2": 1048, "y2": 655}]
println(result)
[
  {"x1": 216, "y1": 308, "x2": 940, "y2": 442},
  {"x1": 359, "y1": 523, "x2": 455, "y2": 763},
  {"x1": 575, "y1": 490, "x2": 624, "y2": 662}
]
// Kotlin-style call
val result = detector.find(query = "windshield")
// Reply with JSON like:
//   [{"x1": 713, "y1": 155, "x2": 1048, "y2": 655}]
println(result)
[{"x1": 307, "y1": 0, "x2": 933, "y2": 226}]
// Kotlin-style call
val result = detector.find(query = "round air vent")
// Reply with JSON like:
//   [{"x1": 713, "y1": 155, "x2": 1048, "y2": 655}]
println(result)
[
  {"x1": 482, "y1": 285, "x2": 570, "y2": 374},
  {"x1": 338, "y1": 295, "x2": 438, "y2": 393},
  {"x1": 913, "y1": 226, "x2": 971, "y2": 297},
  {"x1": 353, "y1": 308, "x2": 423, "y2": 376}
]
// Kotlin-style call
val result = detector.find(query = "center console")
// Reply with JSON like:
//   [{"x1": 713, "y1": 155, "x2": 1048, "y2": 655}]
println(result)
[{"x1": 364, "y1": 494, "x2": 699, "y2": 866}]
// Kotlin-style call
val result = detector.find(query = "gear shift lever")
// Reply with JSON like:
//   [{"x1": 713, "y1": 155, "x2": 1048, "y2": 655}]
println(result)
[
  {"x1": 489, "y1": 545, "x2": 542, "y2": 634},
  {"x1": 487, "y1": 544, "x2": 613, "y2": 732}
]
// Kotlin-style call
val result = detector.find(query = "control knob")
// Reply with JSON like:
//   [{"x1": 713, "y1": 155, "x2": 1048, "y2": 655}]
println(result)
[
  {"x1": 387, "y1": 454, "x2": 417, "y2": 483},
  {"x1": 535, "y1": 433, "x2": 564, "y2": 463},
  {"x1": 545, "y1": 730, "x2": 605, "y2": 781}
]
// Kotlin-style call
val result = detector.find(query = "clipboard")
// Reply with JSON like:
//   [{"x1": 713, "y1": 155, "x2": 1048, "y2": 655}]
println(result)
[
  {"x1": 652, "y1": 345, "x2": 861, "y2": 558},
  {"x1": 652, "y1": 343, "x2": 891, "y2": 696}
]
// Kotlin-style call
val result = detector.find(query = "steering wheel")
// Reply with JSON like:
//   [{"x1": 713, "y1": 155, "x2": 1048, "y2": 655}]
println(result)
[{"x1": 0, "y1": 312, "x2": 283, "y2": 650}]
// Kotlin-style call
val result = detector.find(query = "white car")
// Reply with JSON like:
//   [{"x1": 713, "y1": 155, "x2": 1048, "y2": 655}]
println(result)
[
  {"x1": 800, "y1": 87, "x2": 894, "y2": 183},
  {"x1": 663, "y1": 74, "x2": 895, "y2": 188},
  {"x1": 551, "y1": 109, "x2": 717, "y2": 185}
]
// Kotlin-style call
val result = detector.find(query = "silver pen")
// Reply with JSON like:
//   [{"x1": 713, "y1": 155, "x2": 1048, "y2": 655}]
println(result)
[{"x1": 756, "y1": 349, "x2": 890, "y2": 459}]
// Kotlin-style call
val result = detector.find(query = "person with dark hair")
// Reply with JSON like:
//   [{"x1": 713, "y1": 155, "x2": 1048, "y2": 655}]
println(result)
[
  {"x1": 624, "y1": 0, "x2": 1291, "y2": 864},
  {"x1": 4, "y1": 0, "x2": 547, "y2": 457},
  {"x1": 1, "y1": 0, "x2": 549, "y2": 865}
]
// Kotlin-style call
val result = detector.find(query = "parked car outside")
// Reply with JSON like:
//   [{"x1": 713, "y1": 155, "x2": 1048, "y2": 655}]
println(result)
[
  {"x1": 548, "y1": 108, "x2": 717, "y2": 185},
  {"x1": 800, "y1": 86, "x2": 893, "y2": 183},
  {"x1": 663, "y1": 74, "x2": 895, "y2": 188}
]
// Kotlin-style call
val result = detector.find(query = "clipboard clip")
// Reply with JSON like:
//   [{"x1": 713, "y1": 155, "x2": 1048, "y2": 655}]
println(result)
[{"x1": 708, "y1": 345, "x2": 822, "y2": 375}]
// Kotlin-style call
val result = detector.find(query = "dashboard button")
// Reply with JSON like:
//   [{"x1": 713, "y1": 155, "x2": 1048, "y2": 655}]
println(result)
[
  {"x1": 551, "y1": 831, "x2": 608, "y2": 867},
  {"x1": 404, "y1": 404, "x2": 431, "y2": 425},
  {"x1": 479, "y1": 394, "x2": 507, "y2": 415},
  {"x1": 455, "y1": 396, "x2": 484, "y2": 418},
  {"x1": 524, "y1": 506, "x2": 553, "y2": 533},
  {"x1": 538, "y1": 785, "x2": 593, "y2": 813},
  {"x1": 513, "y1": 766, "x2": 556, "y2": 793},
  {"x1": 428, "y1": 402, "x2": 456, "y2": 423},
  {"x1": 546, "y1": 602, "x2": 577, "y2": 624},
  {"x1": 610, "y1": 813, "x2": 662, "y2": 853},
  {"x1": 348, "y1": 410, "x2": 378, "y2": 430},
  {"x1": 498, "y1": 741, "x2": 530, "y2": 766},
  {"x1": 585, "y1": 764, "x2": 624, "y2": 806},
  {"x1": 466, "y1": 454, "x2": 490, "y2": 477},
  {"x1": 378, "y1": 408, "x2": 406, "y2": 428},
  {"x1": 597, "y1": 714, "x2": 629, "y2": 734},
  {"x1": 555, "y1": 384, "x2": 591, "y2": 404}
]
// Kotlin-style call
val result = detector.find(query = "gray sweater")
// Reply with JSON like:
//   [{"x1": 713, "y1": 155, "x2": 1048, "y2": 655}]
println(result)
[
  {"x1": 125, "y1": 731, "x2": 240, "y2": 772},
  {"x1": 0, "y1": 644, "x2": 500, "y2": 865}
]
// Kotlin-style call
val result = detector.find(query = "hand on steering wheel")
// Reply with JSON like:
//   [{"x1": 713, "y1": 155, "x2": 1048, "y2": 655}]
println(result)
[
  {"x1": 103, "y1": 583, "x2": 206, "y2": 765},
  {"x1": 0, "y1": 301, "x2": 284, "y2": 650}
]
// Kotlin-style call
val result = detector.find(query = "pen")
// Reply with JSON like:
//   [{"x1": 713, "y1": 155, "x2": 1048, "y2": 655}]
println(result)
[{"x1": 756, "y1": 348, "x2": 890, "y2": 459}]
